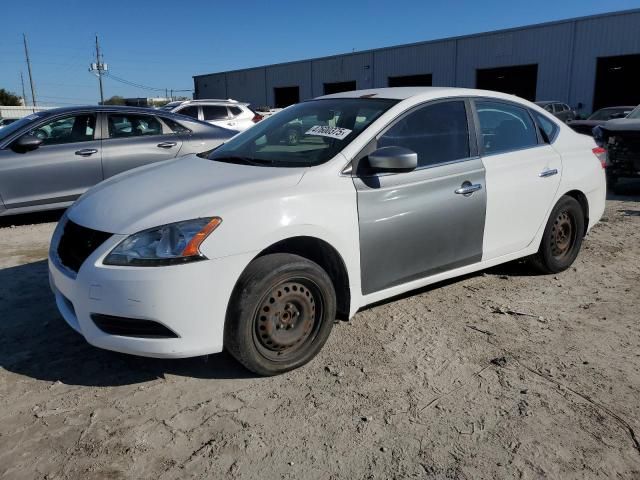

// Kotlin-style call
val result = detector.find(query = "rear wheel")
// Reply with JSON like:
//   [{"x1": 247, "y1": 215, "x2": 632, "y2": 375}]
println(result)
[
  {"x1": 224, "y1": 253, "x2": 336, "y2": 376},
  {"x1": 529, "y1": 196, "x2": 585, "y2": 274}
]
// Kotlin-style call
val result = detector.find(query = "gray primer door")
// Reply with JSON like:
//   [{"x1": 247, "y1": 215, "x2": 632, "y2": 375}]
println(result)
[
  {"x1": 353, "y1": 99, "x2": 486, "y2": 295},
  {"x1": 0, "y1": 113, "x2": 102, "y2": 209}
]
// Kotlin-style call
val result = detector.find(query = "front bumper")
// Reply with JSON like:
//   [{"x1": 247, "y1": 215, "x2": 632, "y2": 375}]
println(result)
[{"x1": 48, "y1": 233, "x2": 255, "y2": 359}]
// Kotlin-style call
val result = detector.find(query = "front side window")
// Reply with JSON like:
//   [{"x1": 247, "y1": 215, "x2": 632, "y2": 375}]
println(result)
[
  {"x1": 209, "y1": 98, "x2": 397, "y2": 167},
  {"x1": 378, "y1": 100, "x2": 470, "y2": 168},
  {"x1": 27, "y1": 114, "x2": 96, "y2": 146},
  {"x1": 108, "y1": 114, "x2": 162, "y2": 138},
  {"x1": 202, "y1": 106, "x2": 229, "y2": 121},
  {"x1": 476, "y1": 100, "x2": 538, "y2": 155},
  {"x1": 229, "y1": 106, "x2": 243, "y2": 117}
]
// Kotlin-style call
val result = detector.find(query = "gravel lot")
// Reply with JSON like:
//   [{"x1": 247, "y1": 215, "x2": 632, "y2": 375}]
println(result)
[{"x1": 1, "y1": 185, "x2": 639, "y2": 480}]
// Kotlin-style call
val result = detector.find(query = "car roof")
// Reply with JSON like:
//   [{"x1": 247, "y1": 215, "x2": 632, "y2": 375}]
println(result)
[
  {"x1": 32, "y1": 105, "x2": 201, "y2": 119},
  {"x1": 316, "y1": 86, "x2": 539, "y2": 104},
  {"x1": 598, "y1": 106, "x2": 636, "y2": 110}
]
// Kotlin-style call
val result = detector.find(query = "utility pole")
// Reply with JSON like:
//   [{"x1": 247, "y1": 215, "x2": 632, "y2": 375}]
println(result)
[
  {"x1": 92, "y1": 34, "x2": 105, "y2": 104},
  {"x1": 20, "y1": 72, "x2": 29, "y2": 108},
  {"x1": 23, "y1": 34, "x2": 37, "y2": 107}
]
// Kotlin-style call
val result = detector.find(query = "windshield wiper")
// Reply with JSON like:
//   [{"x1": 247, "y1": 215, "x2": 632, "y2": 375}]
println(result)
[{"x1": 211, "y1": 156, "x2": 273, "y2": 166}]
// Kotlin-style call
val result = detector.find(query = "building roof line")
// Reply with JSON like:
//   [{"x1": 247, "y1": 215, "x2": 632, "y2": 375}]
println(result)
[{"x1": 193, "y1": 8, "x2": 640, "y2": 79}]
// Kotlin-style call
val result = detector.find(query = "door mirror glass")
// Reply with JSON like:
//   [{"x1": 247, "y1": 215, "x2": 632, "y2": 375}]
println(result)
[
  {"x1": 368, "y1": 146, "x2": 418, "y2": 171},
  {"x1": 13, "y1": 134, "x2": 44, "y2": 152}
]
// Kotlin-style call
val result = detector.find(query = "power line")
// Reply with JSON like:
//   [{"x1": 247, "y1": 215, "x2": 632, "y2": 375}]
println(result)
[{"x1": 104, "y1": 71, "x2": 191, "y2": 93}]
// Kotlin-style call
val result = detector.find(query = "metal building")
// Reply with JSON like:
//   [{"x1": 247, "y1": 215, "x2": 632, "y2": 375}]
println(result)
[{"x1": 193, "y1": 9, "x2": 640, "y2": 115}]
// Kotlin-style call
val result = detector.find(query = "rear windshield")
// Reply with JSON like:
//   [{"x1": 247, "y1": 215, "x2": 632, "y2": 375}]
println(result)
[{"x1": 209, "y1": 98, "x2": 397, "y2": 167}]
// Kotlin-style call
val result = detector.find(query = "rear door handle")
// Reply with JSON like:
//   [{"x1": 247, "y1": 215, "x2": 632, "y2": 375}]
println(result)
[
  {"x1": 157, "y1": 141, "x2": 177, "y2": 149},
  {"x1": 75, "y1": 149, "x2": 98, "y2": 156},
  {"x1": 539, "y1": 168, "x2": 558, "y2": 178},
  {"x1": 455, "y1": 183, "x2": 483, "y2": 196}
]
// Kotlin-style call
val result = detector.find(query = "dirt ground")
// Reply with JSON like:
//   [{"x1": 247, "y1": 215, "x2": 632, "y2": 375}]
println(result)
[{"x1": 1, "y1": 185, "x2": 639, "y2": 480}]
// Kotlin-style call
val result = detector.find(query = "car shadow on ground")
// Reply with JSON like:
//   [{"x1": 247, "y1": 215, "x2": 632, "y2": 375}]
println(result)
[
  {"x1": 0, "y1": 209, "x2": 65, "y2": 228},
  {"x1": 0, "y1": 260, "x2": 256, "y2": 387}
]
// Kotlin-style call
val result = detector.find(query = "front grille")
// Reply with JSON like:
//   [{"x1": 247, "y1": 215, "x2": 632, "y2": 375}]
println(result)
[
  {"x1": 57, "y1": 220, "x2": 112, "y2": 273},
  {"x1": 91, "y1": 314, "x2": 179, "y2": 338},
  {"x1": 608, "y1": 134, "x2": 640, "y2": 169}
]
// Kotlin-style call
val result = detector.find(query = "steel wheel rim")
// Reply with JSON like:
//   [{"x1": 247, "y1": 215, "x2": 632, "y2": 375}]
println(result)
[
  {"x1": 550, "y1": 210, "x2": 576, "y2": 259},
  {"x1": 253, "y1": 277, "x2": 323, "y2": 362}
]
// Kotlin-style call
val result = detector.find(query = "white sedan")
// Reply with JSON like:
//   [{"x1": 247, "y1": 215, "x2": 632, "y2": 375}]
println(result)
[{"x1": 49, "y1": 87, "x2": 606, "y2": 375}]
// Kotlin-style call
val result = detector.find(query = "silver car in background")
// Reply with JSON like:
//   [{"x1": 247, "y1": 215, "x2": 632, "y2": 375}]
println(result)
[{"x1": 0, "y1": 106, "x2": 235, "y2": 216}]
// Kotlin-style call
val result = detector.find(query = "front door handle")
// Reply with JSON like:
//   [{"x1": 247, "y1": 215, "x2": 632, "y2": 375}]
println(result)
[
  {"x1": 157, "y1": 141, "x2": 177, "y2": 149},
  {"x1": 455, "y1": 183, "x2": 483, "y2": 196},
  {"x1": 539, "y1": 168, "x2": 558, "y2": 178},
  {"x1": 75, "y1": 148, "x2": 98, "y2": 156}
]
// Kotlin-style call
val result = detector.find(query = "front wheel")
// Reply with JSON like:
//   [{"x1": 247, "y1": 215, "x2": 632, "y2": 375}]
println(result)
[
  {"x1": 529, "y1": 196, "x2": 585, "y2": 274},
  {"x1": 224, "y1": 253, "x2": 336, "y2": 376}
]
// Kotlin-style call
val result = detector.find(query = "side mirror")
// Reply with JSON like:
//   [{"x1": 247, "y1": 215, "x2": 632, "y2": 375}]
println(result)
[
  {"x1": 13, "y1": 134, "x2": 43, "y2": 152},
  {"x1": 368, "y1": 146, "x2": 418, "y2": 172}
]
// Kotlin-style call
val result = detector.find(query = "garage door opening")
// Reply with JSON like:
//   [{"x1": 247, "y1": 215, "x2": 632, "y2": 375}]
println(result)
[
  {"x1": 593, "y1": 54, "x2": 640, "y2": 111},
  {"x1": 388, "y1": 74, "x2": 433, "y2": 87},
  {"x1": 323, "y1": 81, "x2": 356, "y2": 95},
  {"x1": 274, "y1": 86, "x2": 300, "y2": 108},
  {"x1": 476, "y1": 64, "x2": 538, "y2": 101}
]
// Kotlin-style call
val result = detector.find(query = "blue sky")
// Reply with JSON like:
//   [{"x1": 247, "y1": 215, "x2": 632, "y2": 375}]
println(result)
[{"x1": 1, "y1": 0, "x2": 639, "y2": 105}]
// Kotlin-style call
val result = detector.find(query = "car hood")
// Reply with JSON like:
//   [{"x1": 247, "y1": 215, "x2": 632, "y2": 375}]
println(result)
[
  {"x1": 68, "y1": 155, "x2": 305, "y2": 234},
  {"x1": 600, "y1": 119, "x2": 640, "y2": 133}
]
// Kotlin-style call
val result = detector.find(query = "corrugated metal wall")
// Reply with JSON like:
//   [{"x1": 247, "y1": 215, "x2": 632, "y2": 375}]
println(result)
[
  {"x1": 455, "y1": 22, "x2": 574, "y2": 101},
  {"x1": 570, "y1": 10, "x2": 640, "y2": 110},
  {"x1": 193, "y1": 9, "x2": 640, "y2": 113},
  {"x1": 373, "y1": 40, "x2": 456, "y2": 87}
]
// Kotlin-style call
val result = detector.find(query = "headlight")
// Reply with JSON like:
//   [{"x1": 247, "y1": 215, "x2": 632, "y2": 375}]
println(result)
[{"x1": 103, "y1": 217, "x2": 222, "y2": 266}]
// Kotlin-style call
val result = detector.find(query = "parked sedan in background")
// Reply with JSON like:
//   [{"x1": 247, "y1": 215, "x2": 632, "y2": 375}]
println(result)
[
  {"x1": 48, "y1": 87, "x2": 605, "y2": 375},
  {"x1": 568, "y1": 106, "x2": 635, "y2": 136},
  {"x1": 0, "y1": 106, "x2": 235, "y2": 216},
  {"x1": 535, "y1": 101, "x2": 577, "y2": 123},
  {"x1": 161, "y1": 99, "x2": 262, "y2": 132}
]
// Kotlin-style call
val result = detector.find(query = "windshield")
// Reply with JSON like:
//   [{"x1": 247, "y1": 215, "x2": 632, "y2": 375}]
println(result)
[
  {"x1": 627, "y1": 105, "x2": 640, "y2": 119},
  {"x1": 0, "y1": 112, "x2": 47, "y2": 142},
  {"x1": 589, "y1": 107, "x2": 632, "y2": 121},
  {"x1": 208, "y1": 98, "x2": 398, "y2": 167}
]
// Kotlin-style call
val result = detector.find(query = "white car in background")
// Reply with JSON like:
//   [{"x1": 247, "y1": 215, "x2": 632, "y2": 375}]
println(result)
[
  {"x1": 49, "y1": 87, "x2": 606, "y2": 376},
  {"x1": 161, "y1": 99, "x2": 262, "y2": 132}
]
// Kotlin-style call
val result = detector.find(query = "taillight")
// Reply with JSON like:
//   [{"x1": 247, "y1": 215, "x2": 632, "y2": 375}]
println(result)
[
  {"x1": 592, "y1": 147, "x2": 607, "y2": 169},
  {"x1": 252, "y1": 113, "x2": 263, "y2": 123}
]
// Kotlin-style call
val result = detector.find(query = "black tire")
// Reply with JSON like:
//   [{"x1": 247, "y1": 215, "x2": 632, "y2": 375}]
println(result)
[
  {"x1": 529, "y1": 195, "x2": 585, "y2": 274},
  {"x1": 224, "y1": 253, "x2": 336, "y2": 376}
]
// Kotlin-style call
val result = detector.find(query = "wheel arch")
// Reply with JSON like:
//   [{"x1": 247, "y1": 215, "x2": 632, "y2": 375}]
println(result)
[
  {"x1": 252, "y1": 236, "x2": 351, "y2": 320},
  {"x1": 562, "y1": 189, "x2": 589, "y2": 237}
]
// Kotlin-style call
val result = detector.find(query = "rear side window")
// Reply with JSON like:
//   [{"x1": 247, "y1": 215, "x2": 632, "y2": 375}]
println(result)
[
  {"x1": 177, "y1": 106, "x2": 199, "y2": 119},
  {"x1": 531, "y1": 110, "x2": 559, "y2": 143},
  {"x1": 378, "y1": 100, "x2": 470, "y2": 168},
  {"x1": 476, "y1": 100, "x2": 538, "y2": 155},
  {"x1": 202, "y1": 106, "x2": 228, "y2": 121},
  {"x1": 107, "y1": 114, "x2": 163, "y2": 138},
  {"x1": 162, "y1": 117, "x2": 191, "y2": 134},
  {"x1": 229, "y1": 106, "x2": 243, "y2": 116}
]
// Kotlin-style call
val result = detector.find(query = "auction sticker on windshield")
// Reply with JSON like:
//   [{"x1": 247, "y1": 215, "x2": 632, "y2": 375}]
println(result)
[{"x1": 305, "y1": 125, "x2": 352, "y2": 140}]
